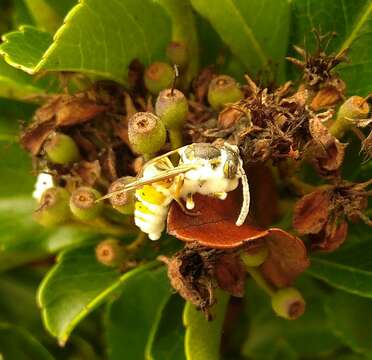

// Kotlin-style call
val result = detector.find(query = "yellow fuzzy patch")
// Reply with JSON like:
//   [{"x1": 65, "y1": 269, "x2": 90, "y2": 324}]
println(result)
[
  {"x1": 136, "y1": 185, "x2": 166, "y2": 205},
  {"x1": 135, "y1": 201, "x2": 154, "y2": 215}
]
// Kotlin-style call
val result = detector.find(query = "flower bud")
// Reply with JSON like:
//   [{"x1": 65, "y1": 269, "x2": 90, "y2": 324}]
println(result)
[
  {"x1": 128, "y1": 112, "x2": 166, "y2": 155},
  {"x1": 144, "y1": 62, "x2": 174, "y2": 95},
  {"x1": 240, "y1": 245, "x2": 269, "y2": 267},
  {"x1": 44, "y1": 132, "x2": 80, "y2": 165},
  {"x1": 95, "y1": 238, "x2": 126, "y2": 267},
  {"x1": 108, "y1": 176, "x2": 136, "y2": 214},
  {"x1": 166, "y1": 41, "x2": 188, "y2": 68},
  {"x1": 271, "y1": 287, "x2": 306, "y2": 320},
  {"x1": 207, "y1": 75, "x2": 243, "y2": 110},
  {"x1": 70, "y1": 187, "x2": 103, "y2": 221},
  {"x1": 33, "y1": 187, "x2": 71, "y2": 227},
  {"x1": 155, "y1": 88, "x2": 188, "y2": 130}
]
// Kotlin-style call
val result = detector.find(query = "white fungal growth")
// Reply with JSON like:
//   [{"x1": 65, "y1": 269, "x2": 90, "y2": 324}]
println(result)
[{"x1": 32, "y1": 173, "x2": 54, "y2": 201}]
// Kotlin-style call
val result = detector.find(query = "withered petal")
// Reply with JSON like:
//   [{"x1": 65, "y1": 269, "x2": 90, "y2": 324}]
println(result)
[
  {"x1": 167, "y1": 191, "x2": 268, "y2": 249},
  {"x1": 311, "y1": 220, "x2": 348, "y2": 252},
  {"x1": 293, "y1": 190, "x2": 330, "y2": 234},
  {"x1": 260, "y1": 228, "x2": 310, "y2": 287}
]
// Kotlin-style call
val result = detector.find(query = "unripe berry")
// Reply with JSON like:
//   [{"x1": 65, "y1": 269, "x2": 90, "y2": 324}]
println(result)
[
  {"x1": 271, "y1": 287, "x2": 305, "y2": 320},
  {"x1": 108, "y1": 176, "x2": 135, "y2": 214},
  {"x1": 166, "y1": 41, "x2": 188, "y2": 68},
  {"x1": 95, "y1": 238, "x2": 126, "y2": 267},
  {"x1": 128, "y1": 112, "x2": 166, "y2": 155},
  {"x1": 241, "y1": 245, "x2": 269, "y2": 267},
  {"x1": 331, "y1": 96, "x2": 370, "y2": 137},
  {"x1": 207, "y1": 75, "x2": 243, "y2": 110},
  {"x1": 34, "y1": 187, "x2": 71, "y2": 227},
  {"x1": 144, "y1": 62, "x2": 174, "y2": 95},
  {"x1": 155, "y1": 89, "x2": 188, "y2": 130},
  {"x1": 338, "y1": 96, "x2": 369, "y2": 120},
  {"x1": 44, "y1": 132, "x2": 80, "y2": 165},
  {"x1": 70, "y1": 187, "x2": 103, "y2": 221}
]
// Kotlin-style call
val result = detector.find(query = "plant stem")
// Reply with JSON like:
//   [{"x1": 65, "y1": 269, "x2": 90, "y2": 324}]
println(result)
[
  {"x1": 126, "y1": 232, "x2": 147, "y2": 253},
  {"x1": 169, "y1": 128, "x2": 183, "y2": 150},
  {"x1": 245, "y1": 266, "x2": 276, "y2": 297}
]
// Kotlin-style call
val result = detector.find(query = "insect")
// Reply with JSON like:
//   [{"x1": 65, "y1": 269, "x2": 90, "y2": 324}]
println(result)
[{"x1": 101, "y1": 142, "x2": 250, "y2": 240}]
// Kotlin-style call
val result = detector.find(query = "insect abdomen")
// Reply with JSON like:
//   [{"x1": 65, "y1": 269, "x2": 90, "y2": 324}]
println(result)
[{"x1": 134, "y1": 185, "x2": 171, "y2": 240}]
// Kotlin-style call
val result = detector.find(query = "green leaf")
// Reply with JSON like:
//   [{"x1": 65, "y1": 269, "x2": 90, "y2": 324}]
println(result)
[
  {"x1": 0, "y1": 58, "x2": 48, "y2": 98},
  {"x1": 38, "y1": 243, "x2": 159, "y2": 345},
  {"x1": 242, "y1": 277, "x2": 342, "y2": 359},
  {"x1": 0, "y1": 198, "x2": 96, "y2": 271},
  {"x1": 0, "y1": 323, "x2": 54, "y2": 360},
  {"x1": 307, "y1": 233, "x2": 372, "y2": 298},
  {"x1": 290, "y1": 0, "x2": 372, "y2": 95},
  {"x1": 183, "y1": 290, "x2": 229, "y2": 360},
  {"x1": 190, "y1": 0, "x2": 290, "y2": 78},
  {"x1": 105, "y1": 266, "x2": 171, "y2": 360},
  {"x1": 1, "y1": 26, "x2": 53, "y2": 74},
  {"x1": 1, "y1": 0, "x2": 172, "y2": 85},
  {"x1": 146, "y1": 295, "x2": 186, "y2": 360},
  {"x1": 325, "y1": 291, "x2": 372, "y2": 357}
]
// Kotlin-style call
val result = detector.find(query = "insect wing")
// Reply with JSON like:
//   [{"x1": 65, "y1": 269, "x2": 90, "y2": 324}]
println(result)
[{"x1": 98, "y1": 164, "x2": 199, "y2": 201}]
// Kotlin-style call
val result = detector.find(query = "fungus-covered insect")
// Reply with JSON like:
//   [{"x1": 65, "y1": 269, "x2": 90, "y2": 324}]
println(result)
[{"x1": 101, "y1": 142, "x2": 250, "y2": 240}]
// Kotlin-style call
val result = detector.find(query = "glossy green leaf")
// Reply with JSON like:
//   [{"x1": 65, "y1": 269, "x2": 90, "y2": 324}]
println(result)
[
  {"x1": 242, "y1": 277, "x2": 342, "y2": 359},
  {"x1": 290, "y1": 0, "x2": 372, "y2": 95},
  {"x1": 0, "y1": 323, "x2": 54, "y2": 360},
  {"x1": 183, "y1": 290, "x2": 229, "y2": 360},
  {"x1": 325, "y1": 291, "x2": 372, "y2": 357},
  {"x1": 190, "y1": 0, "x2": 290, "y2": 78},
  {"x1": 38, "y1": 243, "x2": 158, "y2": 345},
  {"x1": 0, "y1": 198, "x2": 97, "y2": 271},
  {"x1": 0, "y1": 26, "x2": 53, "y2": 74},
  {"x1": 146, "y1": 295, "x2": 186, "y2": 360},
  {"x1": 105, "y1": 266, "x2": 171, "y2": 360},
  {"x1": 308, "y1": 233, "x2": 372, "y2": 298},
  {"x1": 0, "y1": 0, "x2": 171, "y2": 85}
]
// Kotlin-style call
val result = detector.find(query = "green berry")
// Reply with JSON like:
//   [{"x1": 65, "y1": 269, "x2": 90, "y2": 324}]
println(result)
[
  {"x1": 34, "y1": 187, "x2": 71, "y2": 227},
  {"x1": 95, "y1": 238, "x2": 126, "y2": 267},
  {"x1": 166, "y1": 41, "x2": 188, "y2": 68},
  {"x1": 271, "y1": 287, "x2": 305, "y2": 320},
  {"x1": 331, "y1": 96, "x2": 370, "y2": 137},
  {"x1": 207, "y1": 75, "x2": 243, "y2": 110},
  {"x1": 44, "y1": 132, "x2": 80, "y2": 165},
  {"x1": 241, "y1": 245, "x2": 269, "y2": 267},
  {"x1": 70, "y1": 187, "x2": 103, "y2": 221},
  {"x1": 144, "y1": 62, "x2": 174, "y2": 95},
  {"x1": 108, "y1": 177, "x2": 135, "y2": 214},
  {"x1": 128, "y1": 112, "x2": 166, "y2": 155},
  {"x1": 155, "y1": 88, "x2": 188, "y2": 130}
]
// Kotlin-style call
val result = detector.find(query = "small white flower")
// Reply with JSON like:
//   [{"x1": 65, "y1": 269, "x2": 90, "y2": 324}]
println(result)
[{"x1": 32, "y1": 173, "x2": 54, "y2": 201}]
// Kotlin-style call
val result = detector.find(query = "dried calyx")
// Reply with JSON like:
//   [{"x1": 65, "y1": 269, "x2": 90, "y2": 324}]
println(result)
[
  {"x1": 166, "y1": 41, "x2": 188, "y2": 68},
  {"x1": 128, "y1": 112, "x2": 166, "y2": 156},
  {"x1": 271, "y1": 287, "x2": 305, "y2": 320},
  {"x1": 34, "y1": 187, "x2": 71, "y2": 227},
  {"x1": 108, "y1": 177, "x2": 136, "y2": 214},
  {"x1": 95, "y1": 238, "x2": 126, "y2": 267},
  {"x1": 144, "y1": 62, "x2": 174, "y2": 95},
  {"x1": 207, "y1": 75, "x2": 243, "y2": 111},
  {"x1": 70, "y1": 186, "x2": 103, "y2": 221}
]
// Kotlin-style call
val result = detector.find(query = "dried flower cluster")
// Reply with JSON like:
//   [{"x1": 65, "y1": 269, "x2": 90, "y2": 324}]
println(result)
[{"x1": 21, "y1": 34, "x2": 371, "y2": 318}]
